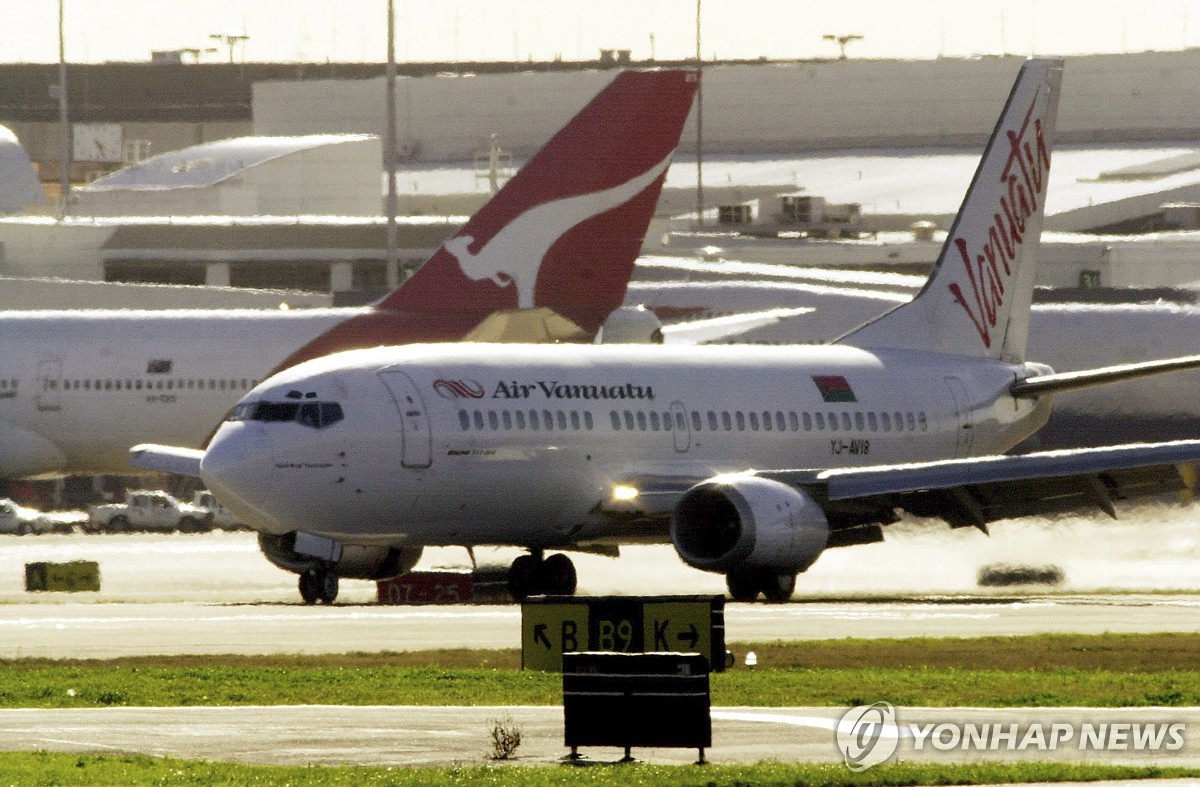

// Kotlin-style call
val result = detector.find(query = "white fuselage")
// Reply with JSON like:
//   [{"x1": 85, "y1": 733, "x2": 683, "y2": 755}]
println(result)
[
  {"x1": 202, "y1": 342, "x2": 1052, "y2": 549},
  {"x1": 0, "y1": 308, "x2": 357, "y2": 477}
]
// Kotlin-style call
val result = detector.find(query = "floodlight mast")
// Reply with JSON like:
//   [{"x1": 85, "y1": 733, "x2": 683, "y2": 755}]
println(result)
[
  {"x1": 695, "y1": 0, "x2": 703, "y2": 227},
  {"x1": 384, "y1": 0, "x2": 400, "y2": 289},
  {"x1": 57, "y1": 0, "x2": 69, "y2": 219},
  {"x1": 822, "y1": 33, "x2": 864, "y2": 60},
  {"x1": 209, "y1": 32, "x2": 250, "y2": 64}
]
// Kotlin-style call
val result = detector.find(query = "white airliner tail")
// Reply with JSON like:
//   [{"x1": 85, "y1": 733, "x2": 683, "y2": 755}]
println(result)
[{"x1": 841, "y1": 58, "x2": 1063, "y2": 362}]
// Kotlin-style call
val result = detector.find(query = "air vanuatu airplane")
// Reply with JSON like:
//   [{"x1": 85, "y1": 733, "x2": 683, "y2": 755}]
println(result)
[
  {"x1": 0, "y1": 70, "x2": 698, "y2": 480},
  {"x1": 136, "y1": 59, "x2": 1200, "y2": 605}
]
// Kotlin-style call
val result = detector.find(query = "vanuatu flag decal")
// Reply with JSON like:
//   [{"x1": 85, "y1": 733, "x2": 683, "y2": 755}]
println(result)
[{"x1": 812, "y1": 375, "x2": 857, "y2": 403}]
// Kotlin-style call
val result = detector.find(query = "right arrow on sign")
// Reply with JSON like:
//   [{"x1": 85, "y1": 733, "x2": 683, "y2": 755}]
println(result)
[{"x1": 677, "y1": 623, "x2": 699, "y2": 649}]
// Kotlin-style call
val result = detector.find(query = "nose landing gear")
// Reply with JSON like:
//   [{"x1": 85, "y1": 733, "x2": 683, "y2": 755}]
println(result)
[
  {"x1": 299, "y1": 566, "x2": 339, "y2": 605},
  {"x1": 507, "y1": 551, "x2": 578, "y2": 601},
  {"x1": 726, "y1": 568, "x2": 796, "y2": 603}
]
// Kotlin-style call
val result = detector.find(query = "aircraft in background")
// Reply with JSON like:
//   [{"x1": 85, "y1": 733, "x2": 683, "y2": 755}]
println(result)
[
  {"x1": 0, "y1": 69, "x2": 698, "y2": 479},
  {"x1": 630, "y1": 266, "x2": 1200, "y2": 452},
  {"x1": 138, "y1": 58, "x2": 1200, "y2": 605}
]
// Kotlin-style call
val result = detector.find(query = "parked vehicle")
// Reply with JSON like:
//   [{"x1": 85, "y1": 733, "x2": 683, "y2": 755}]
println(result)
[
  {"x1": 87, "y1": 491, "x2": 213, "y2": 533},
  {"x1": 191, "y1": 491, "x2": 245, "y2": 531},
  {"x1": 0, "y1": 499, "x2": 52, "y2": 535}
]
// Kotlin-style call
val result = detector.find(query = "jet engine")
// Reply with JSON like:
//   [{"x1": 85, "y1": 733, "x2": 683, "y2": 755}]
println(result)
[
  {"x1": 597, "y1": 305, "x2": 664, "y2": 344},
  {"x1": 258, "y1": 532, "x2": 423, "y2": 581},
  {"x1": 670, "y1": 475, "x2": 829, "y2": 575}
]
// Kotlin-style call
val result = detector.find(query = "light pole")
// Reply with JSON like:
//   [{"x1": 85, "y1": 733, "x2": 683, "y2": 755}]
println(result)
[
  {"x1": 209, "y1": 32, "x2": 250, "y2": 64},
  {"x1": 384, "y1": 0, "x2": 399, "y2": 288},
  {"x1": 695, "y1": 0, "x2": 703, "y2": 227},
  {"x1": 822, "y1": 34, "x2": 863, "y2": 60},
  {"x1": 57, "y1": 0, "x2": 69, "y2": 219}
]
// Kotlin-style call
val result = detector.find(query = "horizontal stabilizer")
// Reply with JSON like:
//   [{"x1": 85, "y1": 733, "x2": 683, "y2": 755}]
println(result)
[
  {"x1": 1011, "y1": 354, "x2": 1200, "y2": 398},
  {"x1": 662, "y1": 307, "x2": 814, "y2": 345},
  {"x1": 129, "y1": 444, "x2": 203, "y2": 477}
]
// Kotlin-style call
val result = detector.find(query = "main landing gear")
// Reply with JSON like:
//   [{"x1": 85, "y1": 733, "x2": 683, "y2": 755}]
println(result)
[
  {"x1": 299, "y1": 566, "x2": 339, "y2": 605},
  {"x1": 726, "y1": 568, "x2": 796, "y2": 603},
  {"x1": 507, "y1": 550, "x2": 578, "y2": 601}
]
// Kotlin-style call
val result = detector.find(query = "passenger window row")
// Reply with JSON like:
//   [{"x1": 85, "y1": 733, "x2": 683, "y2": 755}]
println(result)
[
  {"x1": 616, "y1": 408, "x2": 928, "y2": 433},
  {"x1": 456, "y1": 407, "x2": 929, "y2": 435},
  {"x1": 458, "y1": 408, "x2": 595, "y2": 432},
  {"x1": 45, "y1": 378, "x2": 257, "y2": 393}
]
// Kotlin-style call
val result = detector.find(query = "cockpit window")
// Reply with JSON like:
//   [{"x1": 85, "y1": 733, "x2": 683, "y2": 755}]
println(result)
[{"x1": 229, "y1": 400, "x2": 344, "y2": 429}]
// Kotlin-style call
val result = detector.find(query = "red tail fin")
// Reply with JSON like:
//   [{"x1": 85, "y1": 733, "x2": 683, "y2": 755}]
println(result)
[
  {"x1": 377, "y1": 69, "x2": 698, "y2": 334},
  {"x1": 267, "y1": 70, "x2": 697, "y2": 377}
]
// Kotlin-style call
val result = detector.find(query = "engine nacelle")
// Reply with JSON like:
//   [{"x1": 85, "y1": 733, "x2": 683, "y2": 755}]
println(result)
[
  {"x1": 597, "y1": 305, "x2": 664, "y2": 344},
  {"x1": 258, "y1": 532, "x2": 423, "y2": 581},
  {"x1": 670, "y1": 475, "x2": 829, "y2": 574}
]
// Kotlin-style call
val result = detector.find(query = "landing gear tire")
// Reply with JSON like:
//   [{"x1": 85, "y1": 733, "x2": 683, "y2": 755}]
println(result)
[
  {"x1": 299, "y1": 568, "x2": 339, "y2": 605},
  {"x1": 508, "y1": 552, "x2": 578, "y2": 600},
  {"x1": 542, "y1": 553, "x2": 578, "y2": 596},
  {"x1": 760, "y1": 573, "x2": 796, "y2": 603},
  {"x1": 507, "y1": 554, "x2": 541, "y2": 601},
  {"x1": 726, "y1": 569, "x2": 760, "y2": 602}
]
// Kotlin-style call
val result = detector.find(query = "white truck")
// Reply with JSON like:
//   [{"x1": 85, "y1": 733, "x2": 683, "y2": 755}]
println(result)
[
  {"x1": 191, "y1": 491, "x2": 245, "y2": 531},
  {"x1": 87, "y1": 491, "x2": 213, "y2": 534}
]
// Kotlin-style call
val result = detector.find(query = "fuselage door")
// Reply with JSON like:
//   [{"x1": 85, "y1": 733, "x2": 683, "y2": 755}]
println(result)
[
  {"x1": 943, "y1": 376, "x2": 974, "y2": 456},
  {"x1": 671, "y1": 400, "x2": 690, "y2": 453},
  {"x1": 35, "y1": 358, "x2": 62, "y2": 412},
  {"x1": 379, "y1": 371, "x2": 432, "y2": 468}
]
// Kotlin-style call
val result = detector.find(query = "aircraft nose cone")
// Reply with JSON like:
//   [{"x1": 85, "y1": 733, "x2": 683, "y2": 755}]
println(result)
[{"x1": 201, "y1": 423, "x2": 282, "y2": 532}]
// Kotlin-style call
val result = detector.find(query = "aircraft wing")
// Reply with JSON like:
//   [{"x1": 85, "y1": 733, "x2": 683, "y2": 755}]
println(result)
[
  {"x1": 764, "y1": 439, "x2": 1200, "y2": 533},
  {"x1": 129, "y1": 444, "x2": 203, "y2": 477},
  {"x1": 599, "y1": 440, "x2": 1200, "y2": 539}
]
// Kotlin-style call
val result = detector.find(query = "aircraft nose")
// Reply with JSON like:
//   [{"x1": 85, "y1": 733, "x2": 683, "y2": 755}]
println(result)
[{"x1": 201, "y1": 422, "x2": 283, "y2": 532}]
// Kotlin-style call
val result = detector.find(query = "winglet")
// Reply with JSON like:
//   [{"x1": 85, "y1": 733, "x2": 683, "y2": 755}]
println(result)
[
  {"x1": 378, "y1": 69, "x2": 699, "y2": 334},
  {"x1": 840, "y1": 59, "x2": 1063, "y2": 362}
]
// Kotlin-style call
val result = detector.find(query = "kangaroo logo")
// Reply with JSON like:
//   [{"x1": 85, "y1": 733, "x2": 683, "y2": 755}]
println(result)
[{"x1": 443, "y1": 152, "x2": 674, "y2": 308}]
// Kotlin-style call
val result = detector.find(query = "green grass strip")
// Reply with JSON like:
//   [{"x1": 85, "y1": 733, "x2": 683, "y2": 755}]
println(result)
[
  {"x1": 2, "y1": 753, "x2": 1199, "y2": 786},
  {"x1": 1, "y1": 633, "x2": 1199, "y2": 709},
  {"x1": 2, "y1": 665, "x2": 1199, "y2": 709}
]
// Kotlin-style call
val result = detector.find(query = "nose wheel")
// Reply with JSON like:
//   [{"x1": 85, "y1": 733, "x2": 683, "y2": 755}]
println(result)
[
  {"x1": 299, "y1": 567, "x2": 339, "y2": 605},
  {"x1": 507, "y1": 552, "x2": 577, "y2": 600}
]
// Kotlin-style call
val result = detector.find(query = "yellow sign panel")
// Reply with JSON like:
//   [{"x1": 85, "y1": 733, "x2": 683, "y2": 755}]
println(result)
[
  {"x1": 24, "y1": 561, "x2": 101, "y2": 593},
  {"x1": 521, "y1": 602, "x2": 589, "y2": 671},
  {"x1": 643, "y1": 601, "x2": 711, "y2": 659},
  {"x1": 521, "y1": 595, "x2": 723, "y2": 672}
]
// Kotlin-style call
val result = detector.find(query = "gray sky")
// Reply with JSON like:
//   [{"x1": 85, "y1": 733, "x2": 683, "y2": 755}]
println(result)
[{"x1": 2, "y1": 1, "x2": 1198, "y2": 64}]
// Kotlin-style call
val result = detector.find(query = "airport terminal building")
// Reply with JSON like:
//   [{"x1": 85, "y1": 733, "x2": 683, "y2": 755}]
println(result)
[{"x1": 4, "y1": 51, "x2": 1200, "y2": 298}]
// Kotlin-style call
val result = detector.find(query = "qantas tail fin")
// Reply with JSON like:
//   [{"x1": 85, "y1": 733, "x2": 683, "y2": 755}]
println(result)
[
  {"x1": 840, "y1": 58, "x2": 1063, "y2": 363},
  {"x1": 377, "y1": 69, "x2": 698, "y2": 334}
]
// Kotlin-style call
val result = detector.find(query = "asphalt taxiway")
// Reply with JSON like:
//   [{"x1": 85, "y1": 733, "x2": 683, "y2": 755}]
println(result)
[
  {"x1": 0, "y1": 500, "x2": 1197, "y2": 657},
  {"x1": 2, "y1": 705, "x2": 1197, "y2": 768},
  {"x1": 2, "y1": 593, "x2": 1200, "y2": 659}
]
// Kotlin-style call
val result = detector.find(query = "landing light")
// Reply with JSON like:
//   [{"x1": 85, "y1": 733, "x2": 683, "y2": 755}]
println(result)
[{"x1": 612, "y1": 484, "x2": 639, "y2": 501}]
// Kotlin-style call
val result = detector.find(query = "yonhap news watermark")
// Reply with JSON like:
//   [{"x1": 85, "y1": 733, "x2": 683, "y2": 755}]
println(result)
[{"x1": 835, "y1": 702, "x2": 1189, "y2": 772}]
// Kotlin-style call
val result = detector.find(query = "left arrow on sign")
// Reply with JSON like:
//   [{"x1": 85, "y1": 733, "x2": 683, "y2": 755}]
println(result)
[{"x1": 534, "y1": 623, "x2": 552, "y2": 649}]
